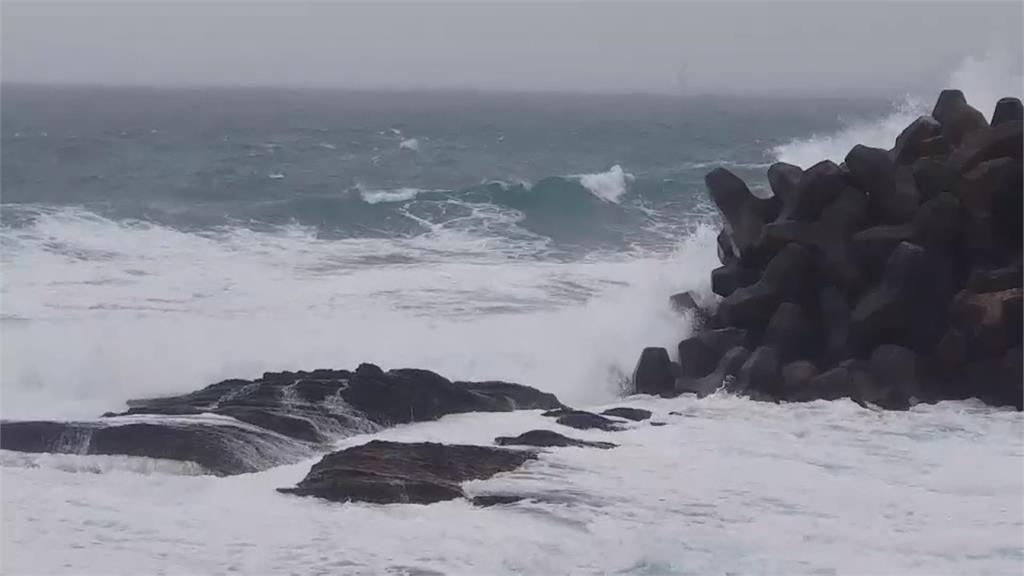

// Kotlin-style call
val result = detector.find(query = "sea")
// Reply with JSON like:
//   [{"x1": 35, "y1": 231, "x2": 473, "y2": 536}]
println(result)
[{"x1": 2, "y1": 55, "x2": 1022, "y2": 574}]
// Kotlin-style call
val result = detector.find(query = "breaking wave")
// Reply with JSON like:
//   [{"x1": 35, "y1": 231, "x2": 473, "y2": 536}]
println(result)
[
  {"x1": 773, "y1": 50, "x2": 1024, "y2": 168},
  {"x1": 574, "y1": 165, "x2": 635, "y2": 203}
]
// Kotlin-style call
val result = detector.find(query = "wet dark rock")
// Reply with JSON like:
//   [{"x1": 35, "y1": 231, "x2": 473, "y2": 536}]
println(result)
[
  {"x1": 932, "y1": 328, "x2": 969, "y2": 384},
  {"x1": 996, "y1": 347, "x2": 1023, "y2": 409},
  {"x1": 719, "y1": 244, "x2": 812, "y2": 328},
  {"x1": 675, "y1": 346, "x2": 751, "y2": 397},
  {"x1": 0, "y1": 419, "x2": 313, "y2": 476},
  {"x1": 819, "y1": 286, "x2": 852, "y2": 366},
  {"x1": 731, "y1": 346, "x2": 782, "y2": 396},
  {"x1": 711, "y1": 262, "x2": 760, "y2": 298},
  {"x1": 600, "y1": 407, "x2": 652, "y2": 421},
  {"x1": 954, "y1": 158, "x2": 1022, "y2": 219},
  {"x1": 868, "y1": 345, "x2": 921, "y2": 407},
  {"x1": 911, "y1": 193, "x2": 961, "y2": 254},
  {"x1": 802, "y1": 359, "x2": 893, "y2": 406},
  {"x1": 216, "y1": 406, "x2": 324, "y2": 443},
  {"x1": 759, "y1": 186, "x2": 867, "y2": 294},
  {"x1": 780, "y1": 361, "x2": 820, "y2": 401},
  {"x1": 845, "y1": 145, "x2": 920, "y2": 223},
  {"x1": 950, "y1": 118, "x2": 1023, "y2": 173},
  {"x1": 551, "y1": 410, "x2": 622, "y2": 432},
  {"x1": 669, "y1": 291, "x2": 700, "y2": 314},
  {"x1": 705, "y1": 167, "x2": 769, "y2": 261},
  {"x1": 893, "y1": 116, "x2": 944, "y2": 164},
  {"x1": 278, "y1": 441, "x2": 535, "y2": 504},
  {"x1": 754, "y1": 195, "x2": 783, "y2": 223},
  {"x1": 767, "y1": 162, "x2": 803, "y2": 208},
  {"x1": 911, "y1": 157, "x2": 955, "y2": 200},
  {"x1": 950, "y1": 288, "x2": 1024, "y2": 356},
  {"x1": 778, "y1": 360, "x2": 819, "y2": 391},
  {"x1": 991, "y1": 97, "x2": 1023, "y2": 127},
  {"x1": 471, "y1": 495, "x2": 527, "y2": 507},
  {"x1": 932, "y1": 89, "x2": 989, "y2": 148},
  {"x1": 779, "y1": 160, "x2": 846, "y2": 222},
  {"x1": 669, "y1": 291, "x2": 709, "y2": 327},
  {"x1": 632, "y1": 347, "x2": 675, "y2": 396},
  {"x1": 677, "y1": 328, "x2": 749, "y2": 378},
  {"x1": 674, "y1": 89, "x2": 1022, "y2": 410},
  {"x1": 851, "y1": 242, "x2": 955, "y2": 352},
  {"x1": 967, "y1": 263, "x2": 1023, "y2": 293},
  {"x1": 717, "y1": 229, "x2": 737, "y2": 264},
  {"x1": 965, "y1": 348, "x2": 1024, "y2": 409},
  {"x1": 495, "y1": 429, "x2": 617, "y2": 449},
  {"x1": 341, "y1": 368, "x2": 562, "y2": 425},
  {"x1": 763, "y1": 303, "x2": 814, "y2": 364},
  {"x1": 2, "y1": 365, "x2": 563, "y2": 475}
]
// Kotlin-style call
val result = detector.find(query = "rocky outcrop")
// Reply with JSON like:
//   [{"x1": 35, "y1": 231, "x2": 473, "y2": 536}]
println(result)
[
  {"x1": 0, "y1": 364, "x2": 563, "y2": 474},
  {"x1": 634, "y1": 91, "x2": 1023, "y2": 410},
  {"x1": 0, "y1": 418, "x2": 313, "y2": 476},
  {"x1": 600, "y1": 407, "x2": 652, "y2": 421},
  {"x1": 632, "y1": 347, "x2": 676, "y2": 396},
  {"x1": 542, "y1": 408, "x2": 623, "y2": 431},
  {"x1": 495, "y1": 430, "x2": 617, "y2": 449},
  {"x1": 278, "y1": 441, "x2": 535, "y2": 504}
]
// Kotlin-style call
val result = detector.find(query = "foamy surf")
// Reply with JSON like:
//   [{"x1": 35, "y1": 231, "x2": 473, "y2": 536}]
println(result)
[
  {"x1": 773, "y1": 50, "x2": 1024, "y2": 167},
  {"x1": 3, "y1": 395, "x2": 1020, "y2": 575}
]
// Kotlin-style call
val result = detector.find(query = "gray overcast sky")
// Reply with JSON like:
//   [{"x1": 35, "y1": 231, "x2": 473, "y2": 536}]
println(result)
[{"x1": 2, "y1": 1, "x2": 1022, "y2": 96}]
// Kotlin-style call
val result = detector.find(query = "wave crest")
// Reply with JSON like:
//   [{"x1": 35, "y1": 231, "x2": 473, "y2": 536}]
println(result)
[{"x1": 574, "y1": 165, "x2": 635, "y2": 203}]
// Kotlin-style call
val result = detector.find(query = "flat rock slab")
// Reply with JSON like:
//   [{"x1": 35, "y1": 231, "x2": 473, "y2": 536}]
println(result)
[
  {"x1": 599, "y1": 407, "x2": 652, "y2": 421},
  {"x1": 278, "y1": 440, "x2": 536, "y2": 505},
  {"x1": 471, "y1": 494, "x2": 527, "y2": 507},
  {"x1": 541, "y1": 409, "x2": 622, "y2": 431},
  {"x1": 0, "y1": 418, "x2": 312, "y2": 476},
  {"x1": 494, "y1": 429, "x2": 617, "y2": 449}
]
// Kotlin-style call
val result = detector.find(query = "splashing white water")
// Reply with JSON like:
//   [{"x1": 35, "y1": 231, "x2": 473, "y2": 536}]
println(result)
[
  {"x1": 774, "y1": 50, "x2": 1024, "y2": 168},
  {"x1": 0, "y1": 208, "x2": 718, "y2": 419},
  {"x1": 399, "y1": 137, "x2": 420, "y2": 151},
  {"x1": 772, "y1": 96, "x2": 926, "y2": 168},
  {"x1": 947, "y1": 48, "x2": 1024, "y2": 119},
  {"x1": 3, "y1": 396, "x2": 1020, "y2": 574},
  {"x1": 575, "y1": 165, "x2": 635, "y2": 203}
]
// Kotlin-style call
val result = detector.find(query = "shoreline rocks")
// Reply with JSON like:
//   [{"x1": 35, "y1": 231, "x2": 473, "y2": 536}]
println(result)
[
  {"x1": 0, "y1": 364, "x2": 564, "y2": 475},
  {"x1": 495, "y1": 430, "x2": 617, "y2": 449},
  {"x1": 639, "y1": 90, "x2": 1022, "y2": 410},
  {"x1": 278, "y1": 441, "x2": 536, "y2": 505}
]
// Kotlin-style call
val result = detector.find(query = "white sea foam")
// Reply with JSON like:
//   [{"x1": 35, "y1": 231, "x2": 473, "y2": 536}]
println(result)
[
  {"x1": 1, "y1": 451, "x2": 210, "y2": 476},
  {"x1": 0, "y1": 207, "x2": 718, "y2": 419},
  {"x1": 774, "y1": 50, "x2": 1024, "y2": 168},
  {"x1": 399, "y1": 137, "x2": 420, "y2": 151},
  {"x1": 2, "y1": 396, "x2": 1020, "y2": 574},
  {"x1": 575, "y1": 164, "x2": 635, "y2": 203}
]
